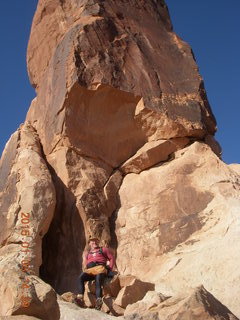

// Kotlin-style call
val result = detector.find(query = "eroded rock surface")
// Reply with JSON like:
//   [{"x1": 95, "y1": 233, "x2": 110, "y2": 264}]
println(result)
[
  {"x1": 60, "y1": 274, "x2": 154, "y2": 316},
  {"x1": 59, "y1": 282, "x2": 239, "y2": 319},
  {"x1": 58, "y1": 299, "x2": 123, "y2": 320},
  {"x1": 0, "y1": 123, "x2": 59, "y2": 318},
  {"x1": 0, "y1": 0, "x2": 239, "y2": 319},
  {"x1": 23, "y1": 0, "x2": 218, "y2": 295},
  {"x1": 120, "y1": 137, "x2": 189, "y2": 174},
  {"x1": 116, "y1": 142, "x2": 240, "y2": 317},
  {"x1": 125, "y1": 286, "x2": 238, "y2": 320}
]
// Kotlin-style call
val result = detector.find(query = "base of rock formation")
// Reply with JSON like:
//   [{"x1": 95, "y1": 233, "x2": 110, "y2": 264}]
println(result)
[{"x1": 58, "y1": 275, "x2": 238, "y2": 320}]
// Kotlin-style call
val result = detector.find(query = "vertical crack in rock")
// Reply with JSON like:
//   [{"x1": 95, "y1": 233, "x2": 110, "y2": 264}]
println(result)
[
  {"x1": 39, "y1": 146, "x2": 124, "y2": 293},
  {"x1": 39, "y1": 162, "x2": 85, "y2": 294}
]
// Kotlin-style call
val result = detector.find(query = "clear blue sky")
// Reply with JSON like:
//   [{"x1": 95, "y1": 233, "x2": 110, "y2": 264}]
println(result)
[{"x1": 0, "y1": 1, "x2": 239, "y2": 164}]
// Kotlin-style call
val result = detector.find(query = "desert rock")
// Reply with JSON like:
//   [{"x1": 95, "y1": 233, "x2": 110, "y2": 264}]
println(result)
[
  {"x1": 0, "y1": 316, "x2": 41, "y2": 320},
  {"x1": 116, "y1": 142, "x2": 240, "y2": 317},
  {"x1": 0, "y1": 123, "x2": 58, "y2": 318},
  {"x1": 0, "y1": 0, "x2": 239, "y2": 319},
  {"x1": 156, "y1": 286, "x2": 238, "y2": 320},
  {"x1": 124, "y1": 291, "x2": 168, "y2": 317},
  {"x1": 114, "y1": 279, "x2": 154, "y2": 309},
  {"x1": 58, "y1": 299, "x2": 123, "y2": 320},
  {"x1": 24, "y1": 1, "x2": 218, "y2": 293},
  {"x1": 124, "y1": 286, "x2": 238, "y2": 320},
  {"x1": 120, "y1": 137, "x2": 189, "y2": 174},
  {"x1": 24, "y1": 0, "x2": 216, "y2": 295},
  {"x1": 228, "y1": 163, "x2": 240, "y2": 175}
]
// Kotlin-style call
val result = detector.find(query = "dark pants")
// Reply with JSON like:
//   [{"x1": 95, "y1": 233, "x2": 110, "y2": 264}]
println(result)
[{"x1": 77, "y1": 272, "x2": 106, "y2": 298}]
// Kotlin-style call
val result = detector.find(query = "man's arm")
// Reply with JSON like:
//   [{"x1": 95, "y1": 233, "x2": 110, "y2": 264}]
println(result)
[
  {"x1": 103, "y1": 247, "x2": 115, "y2": 270},
  {"x1": 82, "y1": 251, "x2": 88, "y2": 270}
]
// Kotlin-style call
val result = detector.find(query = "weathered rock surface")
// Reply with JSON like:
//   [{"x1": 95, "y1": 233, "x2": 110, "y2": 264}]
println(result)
[
  {"x1": 228, "y1": 163, "x2": 240, "y2": 175},
  {"x1": 58, "y1": 284, "x2": 238, "y2": 320},
  {"x1": 204, "y1": 134, "x2": 222, "y2": 157},
  {"x1": 116, "y1": 142, "x2": 240, "y2": 317},
  {"x1": 0, "y1": 123, "x2": 58, "y2": 318},
  {"x1": 0, "y1": 0, "x2": 239, "y2": 319},
  {"x1": 120, "y1": 137, "x2": 189, "y2": 174},
  {"x1": 114, "y1": 279, "x2": 154, "y2": 309},
  {"x1": 58, "y1": 299, "x2": 123, "y2": 320},
  {"x1": 22, "y1": 0, "x2": 218, "y2": 296},
  {"x1": 26, "y1": 0, "x2": 216, "y2": 160},
  {"x1": 124, "y1": 291, "x2": 168, "y2": 317},
  {"x1": 0, "y1": 316, "x2": 41, "y2": 320},
  {"x1": 60, "y1": 274, "x2": 154, "y2": 316},
  {"x1": 124, "y1": 286, "x2": 238, "y2": 320},
  {"x1": 27, "y1": 0, "x2": 215, "y2": 139}
]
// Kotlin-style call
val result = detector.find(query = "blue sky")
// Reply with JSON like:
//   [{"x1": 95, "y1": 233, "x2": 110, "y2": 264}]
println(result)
[
  {"x1": 0, "y1": 1, "x2": 38, "y2": 154},
  {"x1": 167, "y1": 1, "x2": 240, "y2": 164},
  {"x1": 0, "y1": 1, "x2": 239, "y2": 164}
]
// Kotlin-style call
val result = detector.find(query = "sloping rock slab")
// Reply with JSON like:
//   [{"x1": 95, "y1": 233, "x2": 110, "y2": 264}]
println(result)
[
  {"x1": 58, "y1": 299, "x2": 123, "y2": 320},
  {"x1": 125, "y1": 286, "x2": 239, "y2": 320},
  {"x1": 120, "y1": 138, "x2": 189, "y2": 174},
  {"x1": 115, "y1": 279, "x2": 154, "y2": 309},
  {"x1": 157, "y1": 286, "x2": 238, "y2": 320}
]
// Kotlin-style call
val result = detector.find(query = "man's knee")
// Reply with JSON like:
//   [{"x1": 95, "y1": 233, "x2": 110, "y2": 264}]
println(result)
[
  {"x1": 78, "y1": 272, "x2": 83, "y2": 279},
  {"x1": 95, "y1": 273, "x2": 105, "y2": 283},
  {"x1": 78, "y1": 272, "x2": 87, "y2": 282}
]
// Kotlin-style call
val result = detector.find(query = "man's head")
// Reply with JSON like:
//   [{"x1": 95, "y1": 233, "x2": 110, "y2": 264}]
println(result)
[{"x1": 88, "y1": 237, "x2": 100, "y2": 250}]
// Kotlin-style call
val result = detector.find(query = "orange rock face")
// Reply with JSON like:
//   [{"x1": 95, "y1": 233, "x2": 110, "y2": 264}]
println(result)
[
  {"x1": 23, "y1": 0, "x2": 218, "y2": 295},
  {"x1": 26, "y1": 0, "x2": 216, "y2": 155},
  {"x1": 1, "y1": 0, "x2": 239, "y2": 319}
]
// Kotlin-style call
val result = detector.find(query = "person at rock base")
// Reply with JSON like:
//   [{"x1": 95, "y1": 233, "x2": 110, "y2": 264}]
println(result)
[{"x1": 75, "y1": 237, "x2": 115, "y2": 310}]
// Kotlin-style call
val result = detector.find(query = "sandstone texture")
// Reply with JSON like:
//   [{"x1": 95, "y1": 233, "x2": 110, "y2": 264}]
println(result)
[
  {"x1": 0, "y1": 0, "x2": 239, "y2": 319},
  {"x1": 120, "y1": 137, "x2": 189, "y2": 174},
  {"x1": 114, "y1": 279, "x2": 154, "y2": 309},
  {"x1": 0, "y1": 317, "x2": 41, "y2": 320},
  {"x1": 0, "y1": 123, "x2": 59, "y2": 319},
  {"x1": 60, "y1": 275, "x2": 154, "y2": 316},
  {"x1": 60, "y1": 276, "x2": 238, "y2": 319},
  {"x1": 58, "y1": 299, "x2": 123, "y2": 320},
  {"x1": 24, "y1": 0, "x2": 218, "y2": 295},
  {"x1": 125, "y1": 286, "x2": 238, "y2": 320},
  {"x1": 124, "y1": 290, "x2": 168, "y2": 317},
  {"x1": 116, "y1": 141, "x2": 240, "y2": 317},
  {"x1": 228, "y1": 163, "x2": 240, "y2": 175}
]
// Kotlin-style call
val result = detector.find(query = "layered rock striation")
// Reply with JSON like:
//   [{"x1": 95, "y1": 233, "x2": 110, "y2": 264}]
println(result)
[{"x1": 0, "y1": 0, "x2": 239, "y2": 319}]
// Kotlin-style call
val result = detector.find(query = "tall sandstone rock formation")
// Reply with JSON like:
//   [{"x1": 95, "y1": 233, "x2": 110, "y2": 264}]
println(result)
[{"x1": 0, "y1": 0, "x2": 240, "y2": 318}]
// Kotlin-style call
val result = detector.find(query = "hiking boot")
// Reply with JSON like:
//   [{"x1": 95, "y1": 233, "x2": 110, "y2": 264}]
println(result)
[
  {"x1": 95, "y1": 297, "x2": 103, "y2": 310},
  {"x1": 74, "y1": 294, "x2": 85, "y2": 308}
]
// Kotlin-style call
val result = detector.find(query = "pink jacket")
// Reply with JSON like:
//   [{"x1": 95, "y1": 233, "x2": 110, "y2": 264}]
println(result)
[{"x1": 86, "y1": 247, "x2": 115, "y2": 270}]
